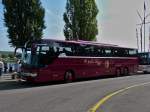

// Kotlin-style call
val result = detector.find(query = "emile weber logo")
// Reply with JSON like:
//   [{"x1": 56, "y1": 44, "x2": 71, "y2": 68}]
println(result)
[{"x1": 84, "y1": 59, "x2": 110, "y2": 68}]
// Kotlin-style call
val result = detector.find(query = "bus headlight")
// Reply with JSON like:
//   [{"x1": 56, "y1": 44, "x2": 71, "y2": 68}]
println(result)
[{"x1": 30, "y1": 73, "x2": 37, "y2": 77}]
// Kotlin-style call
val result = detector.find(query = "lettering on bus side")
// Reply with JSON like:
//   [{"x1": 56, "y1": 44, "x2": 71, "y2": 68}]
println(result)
[
  {"x1": 105, "y1": 60, "x2": 110, "y2": 69},
  {"x1": 84, "y1": 59, "x2": 102, "y2": 66}
]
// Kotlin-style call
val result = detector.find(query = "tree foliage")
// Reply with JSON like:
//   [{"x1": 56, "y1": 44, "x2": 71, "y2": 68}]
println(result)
[
  {"x1": 63, "y1": 0, "x2": 99, "y2": 41},
  {"x1": 8, "y1": 53, "x2": 14, "y2": 59},
  {"x1": 1, "y1": 54, "x2": 7, "y2": 59},
  {"x1": 2, "y1": 0, "x2": 45, "y2": 49}
]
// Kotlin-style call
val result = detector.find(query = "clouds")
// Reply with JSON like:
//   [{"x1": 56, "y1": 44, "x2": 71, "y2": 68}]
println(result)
[
  {"x1": 45, "y1": 9, "x2": 53, "y2": 15},
  {"x1": 42, "y1": 0, "x2": 65, "y2": 40},
  {"x1": 96, "y1": 0, "x2": 146, "y2": 49},
  {"x1": 43, "y1": 0, "x2": 146, "y2": 49},
  {"x1": 44, "y1": 8, "x2": 65, "y2": 39},
  {"x1": 0, "y1": 0, "x2": 148, "y2": 51}
]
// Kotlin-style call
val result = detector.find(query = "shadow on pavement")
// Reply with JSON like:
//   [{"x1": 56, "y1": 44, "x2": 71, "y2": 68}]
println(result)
[
  {"x1": 0, "y1": 79, "x2": 69, "y2": 91},
  {"x1": 0, "y1": 80, "x2": 35, "y2": 91},
  {"x1": 0, "y1": 76, "x2": 112, "y2": 91},
  {"x1": 0, "y1": 73, "x2": 147, "y2": 91}
]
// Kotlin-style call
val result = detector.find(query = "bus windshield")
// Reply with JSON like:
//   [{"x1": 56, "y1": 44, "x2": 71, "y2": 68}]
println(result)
[
  {"x1": 22, "y1": 46, "x2": 57, "y2": 68},
  {"x1": 22, "y1": 48, "x2": 38, "y2": 68}
]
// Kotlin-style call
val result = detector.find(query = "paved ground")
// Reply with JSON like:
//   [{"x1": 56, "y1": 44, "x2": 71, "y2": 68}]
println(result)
[
  {"x1": 0, "y1": 73, "x2": 13, "y2": 81},
  {"x1": 99, "y1": 83, "x2": 150, "y2": 112},
  {"x1": 0, "y1": 74, "x2": 150, "y2": 112}
]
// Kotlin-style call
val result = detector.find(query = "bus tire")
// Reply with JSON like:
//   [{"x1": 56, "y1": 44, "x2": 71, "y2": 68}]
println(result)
[
  {"x1": 123, "y1": 67, "x2": 129, "y2": 76},
  {"x1": 64, "y1": 71, "x2": 74, "y2": 83},
  {"x1": 116, "y1": 68, "x2": 121, "y2": 77}
]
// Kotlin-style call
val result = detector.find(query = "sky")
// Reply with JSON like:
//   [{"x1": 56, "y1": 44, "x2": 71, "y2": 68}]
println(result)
[{"x1": 0, "y1": 0, "x2": 149, "y2": 51}]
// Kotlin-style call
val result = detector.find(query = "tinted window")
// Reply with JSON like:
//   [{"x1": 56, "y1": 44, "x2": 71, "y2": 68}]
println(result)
[
  {"x1": 138, "y1": 53, "x2": 150, "y2": 65},
  {"x1": 105, "y1": 49, "x2": 112, "y2": 56},
  {"x1": 129, "y1": 49, "x2": 137, "y2": 56}
]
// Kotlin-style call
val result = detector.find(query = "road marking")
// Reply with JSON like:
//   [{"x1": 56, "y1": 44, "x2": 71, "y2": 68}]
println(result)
[{"x1": 88, "y1": 82, "x2": 150, "y2": 112}]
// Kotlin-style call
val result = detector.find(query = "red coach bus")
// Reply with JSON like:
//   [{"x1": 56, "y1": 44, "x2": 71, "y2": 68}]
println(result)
[{"x1": 20, "y1": 39, "x2": 138, "y2": 83}]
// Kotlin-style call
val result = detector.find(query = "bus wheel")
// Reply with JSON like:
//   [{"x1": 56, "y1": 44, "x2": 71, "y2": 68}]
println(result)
[
  {"x1": 123, "y1": 68, "x2": 129, "y2": 76},
  {"x1": 64, "y1": 71, "x2": 74, "y2": 83},
  {"x1": 116, "y1": 68, "x2": 121, "y2": 77}
]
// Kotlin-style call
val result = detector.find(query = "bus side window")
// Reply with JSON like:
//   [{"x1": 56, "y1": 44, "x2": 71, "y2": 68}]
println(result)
[
  {"x1": 117, "y1": 48, "x2": 125, "y2": 57},
  {"x1": 105, "y1": 49, "x2": 112, "y2": 57},
  {"x1": 71, "y1": 47, "x2": 76, "y2": 56},
  {"x1": 77, "y1": 46, "x2": 85, "y2": 56},
  {"x1": 100, "y1": 48, "x2": 105, "y2": 56},
  {"x1": 58, "y1": 46, "x2": 73, "y2": 56},
  {"x1": 114, "y1": 49, "x2": 118, "y2": 57},
  {"x1": 93, "y1": 47, "x2": 99, "y2": 57},
  {"x1": 121, "y1": 49, "x2": 126, "y2": 57},
  {"x1": 129, "y1": 49, "x2": 137, "y2": 57},
  {"x1": 55, "y1": 47, "x2": 60, "y2": 56},
  {"x1": 97, "y1": 48, "x2": 102, "y2": 57},
  {"x1": 59, "y1": 48, "x2": 67, "y2": 57},
  {"x1": 125, "y1": 50, "x2": 129, "y2": 56},
  {"x1": 84, "y1": 45, "x2": 93, "y2": 57}
]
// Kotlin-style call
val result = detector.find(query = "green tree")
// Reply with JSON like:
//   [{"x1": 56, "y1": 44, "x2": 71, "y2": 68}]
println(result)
[
  {"x1": 8, "y1": 54, "x2": 14, "y2": 59},
  {"x1": 1, "y1": 54, "x2": 7, "y2": 59},
  {"x1": 2, "y1": 0, "x2": 45, "y2": 52},
  {"x1": 63, "y1": 0, "x2": 99, "y2": 41}
]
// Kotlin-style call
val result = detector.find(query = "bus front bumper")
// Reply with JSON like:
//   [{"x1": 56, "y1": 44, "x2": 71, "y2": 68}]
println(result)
[{"x1": 19, "y1": 72, "x2": 38, "y2": 82}]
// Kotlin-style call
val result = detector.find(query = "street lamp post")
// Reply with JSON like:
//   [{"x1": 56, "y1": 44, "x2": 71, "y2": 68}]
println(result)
[
  {"x1": 144, "y1": 2, "x2": 146, "y2": 52},
  {"x1": 137, "y1": 19, "x2": 150, "y2": 52},
  {"x1": 137, "y1": 1, "x2": 150, "y2": 52},
  {"x1": 136, "y1": 28, "x2": 139, "y2": 51}
]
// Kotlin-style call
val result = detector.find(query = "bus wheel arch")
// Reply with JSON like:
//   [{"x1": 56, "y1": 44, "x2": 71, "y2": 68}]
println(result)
[{"x1": 64, "y1": 70, "x2": 75, "y2": 83}]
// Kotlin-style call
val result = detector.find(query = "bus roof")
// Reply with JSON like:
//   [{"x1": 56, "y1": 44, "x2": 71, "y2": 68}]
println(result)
[
  {"x1": 70, "y1": 40, "x2": 119, "y2": 47},
  {"x1": 40, "y1": 39, "x2": 137, "y2": 50}
]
